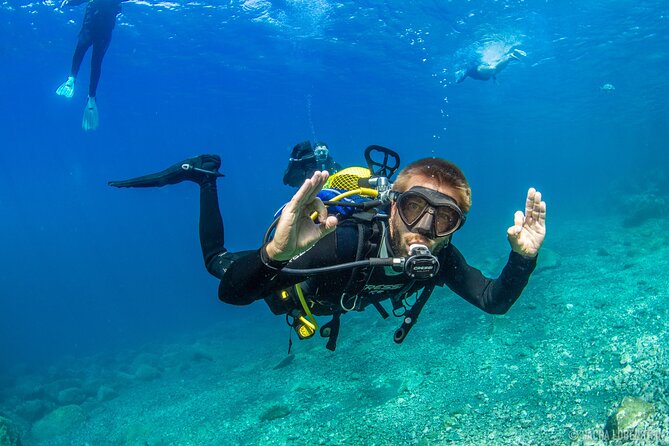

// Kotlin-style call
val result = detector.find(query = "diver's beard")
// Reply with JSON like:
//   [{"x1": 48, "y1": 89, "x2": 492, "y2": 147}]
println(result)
[
  {"x1": 389, "y1": 214, "x2": 447, "y2": 257},
  {"x1": 389, "y1": 215, "x2": 406, "y2": 257},
  {"x1": 390, "y1": 221, "x2": 407, "y2": 257}
]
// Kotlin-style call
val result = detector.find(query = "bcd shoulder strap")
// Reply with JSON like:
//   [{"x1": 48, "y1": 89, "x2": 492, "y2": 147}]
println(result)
[{"x1": 321, "y1": 215, "x2": 385, "y2": 351}]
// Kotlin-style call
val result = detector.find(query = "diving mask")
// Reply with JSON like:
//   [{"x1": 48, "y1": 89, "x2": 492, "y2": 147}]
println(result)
[
  {"x1": 314, "y1": 145, "x2": 329, "y2": 163},
  {"x1": 395, "y1": 186, "x2": 465, "y2": 238}
]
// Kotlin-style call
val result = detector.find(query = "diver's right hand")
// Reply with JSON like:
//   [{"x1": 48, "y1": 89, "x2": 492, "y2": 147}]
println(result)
[{"x1": 265, "y1": 171, "x2": 338, "y2": 262}]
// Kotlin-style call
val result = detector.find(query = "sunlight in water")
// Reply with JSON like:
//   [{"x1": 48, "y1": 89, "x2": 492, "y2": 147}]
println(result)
[{"x1": 478, "y1": 37, "x2": 520, "y2": 65}]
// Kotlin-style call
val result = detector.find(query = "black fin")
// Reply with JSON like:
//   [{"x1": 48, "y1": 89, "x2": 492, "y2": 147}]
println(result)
[{"x1": 108, "y1": 154, "x2": 223, "y2": 188}]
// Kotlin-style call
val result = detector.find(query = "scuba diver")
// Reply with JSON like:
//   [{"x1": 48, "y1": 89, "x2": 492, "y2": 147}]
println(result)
[
  {"x1": 56, "y1": 0, "x2": 130, "y2": 131},
  {"x1": 283, "y1": 141, "x2": 342, "y2": 187},
  {"x1": 456, "y1": 48, "x2": 527, "y2": 83},
  {"x1": 108, "y1": 146, "x2": 547, "y2": 351}
]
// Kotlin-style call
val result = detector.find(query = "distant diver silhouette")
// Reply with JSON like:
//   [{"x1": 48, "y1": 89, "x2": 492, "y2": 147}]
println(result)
[
  {"x1": 56, "y1": 0, "x2": 130, "y2": 131},
  {"x1": 456, "y1": 48, "x2": 526, "y2": 83}
]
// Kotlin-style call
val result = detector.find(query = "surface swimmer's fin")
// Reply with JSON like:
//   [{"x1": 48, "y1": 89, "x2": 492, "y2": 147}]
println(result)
[
  {"x1": 56, "y1": 76, "x2": 75, "y2": 98},
  {"x1": 108, "y1": 155, "x2": 224, "y2": 188},
  {"x1": 82, "y1": 96, "x2": 99, "y2": 131}
]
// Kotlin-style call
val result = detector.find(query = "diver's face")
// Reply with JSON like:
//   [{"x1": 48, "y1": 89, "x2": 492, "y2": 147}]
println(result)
[
  {"x1": 389, "y1": 175, "x2": 461, "y2": 257},
  {"x1": 314, "y1": 146, "x2": 328, "y2": 162}
]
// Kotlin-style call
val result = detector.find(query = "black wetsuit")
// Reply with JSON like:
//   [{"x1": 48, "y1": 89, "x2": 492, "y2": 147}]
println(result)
[
  {"x1": 68, "y1": 0, "x2": 127, "y2": 97},
  {"x1": 282, "y1": 141, "x2": 343, "y2": 187},
  {"x1": 198, "y1": 180, "x2": 537, "y2": 328},
  {"x1": 283, "y1": 155, "x2": 343, "y2": 187}
]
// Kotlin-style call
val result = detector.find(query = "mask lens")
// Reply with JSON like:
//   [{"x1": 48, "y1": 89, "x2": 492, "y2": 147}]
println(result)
[
  {"x1": 434, "y1": 206, "x2": 461, "y2": 236},
  {"x1": 398, "y1": 194, "x2": 429, "y2": 226}
]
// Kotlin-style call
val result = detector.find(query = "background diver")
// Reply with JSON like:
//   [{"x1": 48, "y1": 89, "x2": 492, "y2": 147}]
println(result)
[
  {"x1": 56, "y1": 0, "x2": 130, "y2": 131},
  {"x1": 283, "y1": 140, "x2": 342, "y2": 187},
  {"x1": 108, "y1": 150, "x2": 546, "y2": 351},
  {"x1": 456, "y1": 48, "x2": 526, "y2": 83}
]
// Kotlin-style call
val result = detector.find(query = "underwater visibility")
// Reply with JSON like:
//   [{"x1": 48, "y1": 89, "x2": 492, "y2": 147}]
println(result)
[{"x1": 0, "y1": 0, "x2": 668, "y2": 445}]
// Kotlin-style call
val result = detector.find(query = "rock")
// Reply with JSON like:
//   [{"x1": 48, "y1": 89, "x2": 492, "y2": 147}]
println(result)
[
  {"x1": 605, "y1": 396, "x2": 655, "y2": 438},
  {"x1": 96, "y1": 385, "x2": 118, "y2": 402},
  {"x1": 443, "y1": 430, "x2": 461, "y2": 441},
  {"x1": 272, "y1": 354, "x2": 295, "y2": 370},
  {"x1": 259, "y1": 405, "x2": 291, "y2": 422},
  {"x1": 30, "y1": 405, "x2": 85, "y2": 442},
  {"x1": 190, "y1": 349, "x2": 214, "y2": 363},
  {"x1": 134, "y1": 364, "x2": 160, "y2": 381},
  {"x1": 57, "y1": 387, "x2": 86, "y2": 406},
  {"x1": 514, "y1": 347, "x2": 533, "y2": 358},
  {"x1": 0, "y1": 415, "x2": 22, "y2": 446},
  {"x1": 621, "y1": 194, "x2": 668, "y2": 227},
  {"x1": 43, "y1": 379, "x2": 81, "y2": 402},
  {"x1": 131, "y1": 353, "x2": 160, "y2": 368},
  {"x1": 15, "y1": 399, "x2": 52, "y2": 422}
]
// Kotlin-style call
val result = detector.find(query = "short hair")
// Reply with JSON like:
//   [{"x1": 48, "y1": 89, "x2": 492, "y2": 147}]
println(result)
[{"x1": 392, "y1": 158, "x2": 472, "y2": 213}]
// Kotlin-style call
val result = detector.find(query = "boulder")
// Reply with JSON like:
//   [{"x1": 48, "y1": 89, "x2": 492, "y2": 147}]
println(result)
[
  {"x1": 259, "y1": 405, "x2": 291, "y2": 422},
  {"x1": 0, "y1": 415, "x2": 22, "y2": 446},
  {"x1": 57, "y1": 387, "x2": 86, "y2": 406},
  {"x1": 605, "y1": 396, "x2": 655, "y2": 438},
  {"x1": 96, "y1": 385, "x2": 119, "y2": 402},
  {"x1": 134, "y1": 364, "x2": 160, "y2": 381},
  {"x1": 30, "y1": 405, "x2": 85, "y2": 442}
]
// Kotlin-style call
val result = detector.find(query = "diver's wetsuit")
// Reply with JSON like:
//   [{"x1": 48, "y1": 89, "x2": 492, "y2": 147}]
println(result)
[
  {"x1": 456, "y1": 51, "x2": 520, "y2": 83},
  {"x1": 68, "y1": 0, "x2": 127, "y2": 97},
  {"x1": 199, "y1": 181, "x2": 537, "y2": 319}
]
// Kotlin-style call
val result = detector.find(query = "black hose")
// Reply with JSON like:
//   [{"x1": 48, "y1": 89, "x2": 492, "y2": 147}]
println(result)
[{"x1": 281, "y1": 258, "x2": 395, "y2": 276}]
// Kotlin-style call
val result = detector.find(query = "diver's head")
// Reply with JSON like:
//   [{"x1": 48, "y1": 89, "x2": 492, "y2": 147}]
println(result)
[
  {"x1": 314, "y1": 142, "x2": 329, "y2": 163},
  {"x1": 388, "y1": 158, "x2": 470, "y2": 257}
]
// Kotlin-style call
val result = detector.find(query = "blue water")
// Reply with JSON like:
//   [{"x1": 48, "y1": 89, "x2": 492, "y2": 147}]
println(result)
[
  {"x1": 0, "y1": 1, "x2": 668, "y2": 441},
  {"x1": 1, "y1": 0, "x2": 666, "y2": 363}
]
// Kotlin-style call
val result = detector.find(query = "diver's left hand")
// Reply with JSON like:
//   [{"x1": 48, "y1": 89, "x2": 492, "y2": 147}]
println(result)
[{"x1": 507, "y1": 188, "x2": 546, "y2": 258}]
